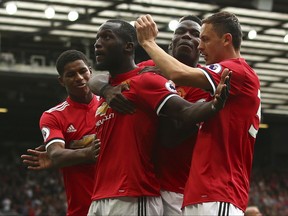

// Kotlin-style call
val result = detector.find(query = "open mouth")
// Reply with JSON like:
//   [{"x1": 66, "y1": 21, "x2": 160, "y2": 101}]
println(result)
[
  {"x1": 200, "y1": 52, "x2": 207, "y2": 59},
  {"x1": 96, "y1": 55, "x2": 104, "y2": 62},
  {"x1": 95, "y1": 50, "x2": 105, "y2": 62},
  {"x1": 77, "y1": 83, "x2": 87, "y2": 88}
]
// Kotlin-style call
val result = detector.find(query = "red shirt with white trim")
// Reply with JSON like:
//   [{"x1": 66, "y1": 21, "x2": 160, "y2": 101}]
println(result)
[
  {"x1": 40, "y1": 96, "x2": 99, "y2": 216},
  {"x1": 138, "y1": 60, "x2": 210, "y2": 194},
  {"x1": 91, "y1": 67, "x2": 179, "y2": 200},
  {"x1": 156, "y1": 86, "x2": 209, "y2": 194},
  {"x1": 183, "y1": 58, "x2": 261, "y2": 211}
]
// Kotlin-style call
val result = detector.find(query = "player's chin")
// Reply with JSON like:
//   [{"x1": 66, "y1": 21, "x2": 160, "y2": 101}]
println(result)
[
  {"x1": 95, "y1": 62, "x2": 107, "y2": 71},
  {"x1": 73, "y1": 87, "x2": 90, "y2": 96}
]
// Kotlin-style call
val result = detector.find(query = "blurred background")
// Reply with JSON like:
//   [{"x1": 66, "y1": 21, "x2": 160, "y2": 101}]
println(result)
[{"x1": 0, "y1": 0, "x2": 288, "y2": 215}]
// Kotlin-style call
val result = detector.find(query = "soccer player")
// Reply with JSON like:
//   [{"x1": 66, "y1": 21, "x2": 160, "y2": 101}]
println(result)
[
  {"x1": 87, "y1": 19, "x2": 230, "y2": 216},
  {"x1": 89, "y1": 15, "x2": 208, "y2": 216},
  {"x1": 135, "y1": 11, "x2": 261, "y2": 216},
  {"x1": 21, "y1": 50, "x2": 100, "y2": 216},
  {"x1": 155, "y1": 15, "x2": 209, "y2": 216}
]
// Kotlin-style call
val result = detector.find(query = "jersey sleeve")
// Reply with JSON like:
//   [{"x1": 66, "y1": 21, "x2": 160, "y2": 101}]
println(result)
[
  {"x1": 198, "y1": 62, "x2": 245, "y2": 96},
  {"x1": 39, "y1": 111, "x2": 65, "y2": 149},
  {"x1": 130, "y1": 72, "x2": 179, "y2": 115}
]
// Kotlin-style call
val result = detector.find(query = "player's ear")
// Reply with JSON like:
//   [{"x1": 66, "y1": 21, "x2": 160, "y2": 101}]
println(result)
[
  {"x1": 125, "y1": 42, "x2": 134, "y2": 52},
  {"x1": 168, "y1": 42, "x2": 172, "y2": 50},
  {"x1": 167, "y1": 42, "x2": 173, "y2": 55},
  {"x1": 223, "y1": 33, "x2": 232, "y2": 46},
  {"x1": 58, "y1": 76, "x2": 65, "y2": 87}
]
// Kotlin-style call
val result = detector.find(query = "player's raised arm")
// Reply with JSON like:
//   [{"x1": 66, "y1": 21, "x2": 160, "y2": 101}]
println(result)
[
  {"x1": 135, "y1": 14, "x2": 211, "y2": 90},
  {"x1": 88, "y1": 72, "x2": 135, "y2": 114}
]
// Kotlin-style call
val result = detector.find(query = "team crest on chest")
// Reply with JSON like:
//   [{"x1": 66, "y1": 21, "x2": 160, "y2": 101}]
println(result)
[
  {"x1": 96, "y1": 102, "x2": 110, "y2": 116},
  {"x1": 70, "y1": 134, "x2": 96, "y2": 149},
  {"x1": 177, "y1": 87, "x2": 186, "y2": 98}
]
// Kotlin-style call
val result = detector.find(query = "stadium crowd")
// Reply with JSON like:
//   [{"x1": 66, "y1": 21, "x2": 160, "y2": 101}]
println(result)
[
  {"x1": 0, "y1": 150, "x2": 66, "y2": 216},
  {"x1": 0, "y1": 149, "x2": 287, "y2": 216},
  {"x1": 247, "y1": 169, "x2": 288, "y2": 216}
]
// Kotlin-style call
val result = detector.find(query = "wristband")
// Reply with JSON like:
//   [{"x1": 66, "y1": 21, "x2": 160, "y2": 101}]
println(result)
[{"x1": 99, "y1": 83, "x2": 110, "y2": 97}]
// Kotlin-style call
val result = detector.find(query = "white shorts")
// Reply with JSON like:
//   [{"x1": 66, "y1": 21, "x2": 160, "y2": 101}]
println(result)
[
  {"x1": 183, "y1": 202, "x2": 244, "y2": 216},
  {"x1": 160, "y1": 190, "x2": 183, "y2": 216},
  {"x1": 87, "y1": 196, "x2": 163, "y2": 216}
]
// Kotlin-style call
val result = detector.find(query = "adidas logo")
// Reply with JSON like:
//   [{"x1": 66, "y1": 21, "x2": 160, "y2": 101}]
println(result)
[{"x1": 67, "y1": 124, "x2": 77, "y2": 133}]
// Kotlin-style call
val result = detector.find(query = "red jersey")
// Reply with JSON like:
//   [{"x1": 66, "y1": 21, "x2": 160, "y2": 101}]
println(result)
[
  {"x1": 156, "y1": 86, "x2": 209, "y2": 194},
  {"x1": 91, "y1": 67, "x2": 179, "y2": 200},
  {"x1": 137, "y1": 59, "x2": 154, "y2": 67},
  {"x1": 183, "y1": 58, "x2": 261, "y2": 211},
  {"x1": 138, "y1": 60, "x2": 211, "y2": 194},
  {"x1": 40, "y1": 96, "x2": 99, "y2": 216}
]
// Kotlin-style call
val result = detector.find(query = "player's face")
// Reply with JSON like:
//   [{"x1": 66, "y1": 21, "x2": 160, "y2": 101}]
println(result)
[
  {"x1": 198, "y1": 23, "x2": 226, "y2": 65},
  {"x1": 171, "y1": 20, "x2": 200, "y2": 67},
  {"x1": 59, "y1": 59, "x2": 92, "y2": 101},
  {"x1": 94, "y1": 22, "x2": 126, "y2": 71}
]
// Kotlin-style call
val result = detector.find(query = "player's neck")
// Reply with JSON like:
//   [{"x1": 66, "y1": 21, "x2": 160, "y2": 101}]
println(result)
[
  {"x1": 109, "y1": 60, "x2": 137, "y2": 77},
  {"x1": 70, "y1": 92, "x2": 94, "y2": 104}
]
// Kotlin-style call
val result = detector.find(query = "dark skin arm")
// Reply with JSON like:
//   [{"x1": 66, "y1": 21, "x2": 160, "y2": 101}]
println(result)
[
  {"x1": 88, "y1": 71, "x2": 110, "y2": 95},
  {"x1": 46, "y1": 139, "x2": 100, "y2": 168},
  {"x1": 158, "y1": 69, "x2": 231, "y2": 147},
  {"x1": 87, "y1": 72, "x2": 135, "y2": 114},
  {"x1": 158, "y1": 116, "x2": 199, "y2": 147},
  {"x1": 88, "y1": 69, "x2": 230, "y2": 147},
  {"x1": 21, "y1": 139, "x2": 100, "y2": 169},
  {"x1": 88, "y1": 68, "x2": 230, "y2": 148}
]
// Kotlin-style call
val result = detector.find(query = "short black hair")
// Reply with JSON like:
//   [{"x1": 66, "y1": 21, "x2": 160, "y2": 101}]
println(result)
[
  {"x1": 179, "y1": 15, "x2": 202, "y2": 26},
  {"x1": 106, "y1": 19, "x2": 138, "y2": 46},
  {"x1": 56, "y1": 50, "x2": 90, "y2": 76}
]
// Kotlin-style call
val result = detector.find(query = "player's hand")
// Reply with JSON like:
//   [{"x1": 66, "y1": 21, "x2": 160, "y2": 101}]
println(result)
[
  {"x1": 34, "y1": 144, "x2": 45, "y2": 151},
  {"x1": 212, "y1": 68, "x2": 231, "y2": 111},
  {"x1": 135, "y1": 14, "x2": 158, "y2": 47},
  {"x1": 21, "y1": 145, "x2": 53, "y2": 170},
  {"x1": 103, "y1": 83, "x2": 135, "y2": 114},
  {"x1": 85, "y1": 139, "x2": 101, "y2": 161}
]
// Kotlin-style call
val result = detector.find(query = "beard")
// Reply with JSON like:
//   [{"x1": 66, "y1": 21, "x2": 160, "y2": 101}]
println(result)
[{"x1": 95, "y1": 62, "x2": 108, "y2": 70}]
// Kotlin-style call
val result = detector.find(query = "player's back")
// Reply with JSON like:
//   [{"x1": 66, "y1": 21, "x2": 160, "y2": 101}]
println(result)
[{"x1": 184, "y1": 58, "x2": 261, "y2": 211}]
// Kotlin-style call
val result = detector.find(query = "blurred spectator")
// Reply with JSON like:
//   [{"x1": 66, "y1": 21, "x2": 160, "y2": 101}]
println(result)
[
  {"x1": 1, "y1": 148, "x2": 288, "y2": 216},
  {"x1": 0, "y1": 149, "x2": 66, "y2": 216},
  {"x1": 247, "y1": 169, "x2": 288, "y2": 216},
  {"x1": 245, "y1": 206, "x2": 262, "y2": 216}
]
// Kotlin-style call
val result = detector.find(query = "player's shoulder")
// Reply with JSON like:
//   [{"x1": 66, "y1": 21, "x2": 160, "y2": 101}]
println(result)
[
  {"x1": 40, "y1": 101, "x2": 70, "y2": 127},
  {"x1": 45, "y1": 100, "x2": 70, "y2": 114},
  {"x1": 135, "y1": 70, "x2": 168, "y2": 87},
  {"x1": 202, "y1": 63, "x2": 223, "y2": 74},
  {"x1": 137, "y1": 59, "x2": 155, "y2": 67},
  {"x1": 134, "y1": 73, "x2": 177, "y2": 94}
]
